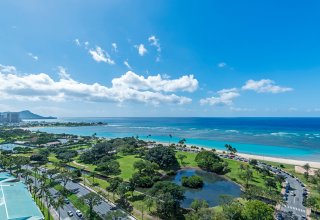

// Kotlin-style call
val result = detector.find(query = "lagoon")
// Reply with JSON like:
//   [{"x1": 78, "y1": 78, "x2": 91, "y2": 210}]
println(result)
[{"x1": 168, "y1": 169, "x2": 242, "y2": 208}]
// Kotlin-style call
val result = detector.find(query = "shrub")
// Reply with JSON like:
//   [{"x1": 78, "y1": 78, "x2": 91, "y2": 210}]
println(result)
[{"x1": 181, "y1": 175, "x2": 204, "y2": 188}]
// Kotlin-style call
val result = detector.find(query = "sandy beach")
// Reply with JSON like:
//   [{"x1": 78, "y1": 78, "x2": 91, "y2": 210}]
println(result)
[{"x1": 154, "y1": 140, "x2": 320, "y2": 169}]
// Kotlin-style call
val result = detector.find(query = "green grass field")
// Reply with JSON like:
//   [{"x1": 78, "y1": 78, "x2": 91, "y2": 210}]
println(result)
[
  {"x1": 176, "y1": 151, "x2": 198, "y2": 167},
  {"x1": 116, "y1": 154, "x2": 145, "y2": 180}
]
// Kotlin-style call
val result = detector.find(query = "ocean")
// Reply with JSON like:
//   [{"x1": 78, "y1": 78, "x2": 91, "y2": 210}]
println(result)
[{"x1": 28, "y1": 117, "x2": 320, "y2": 161}]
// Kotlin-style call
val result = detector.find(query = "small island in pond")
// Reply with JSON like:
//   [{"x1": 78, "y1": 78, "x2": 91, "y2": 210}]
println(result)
[{"x1": 181, "y1": 175, "x2": 204, "y2": 188}]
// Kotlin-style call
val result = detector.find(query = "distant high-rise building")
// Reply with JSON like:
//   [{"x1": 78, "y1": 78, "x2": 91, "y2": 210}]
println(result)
[{"x1": 0, "y1": 112, "x2": 21, "y2": 123}]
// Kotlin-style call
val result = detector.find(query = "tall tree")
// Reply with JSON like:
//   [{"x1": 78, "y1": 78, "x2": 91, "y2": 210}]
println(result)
[{"x1": 81, "y1": 192, "x2": 102, "y2": 220}]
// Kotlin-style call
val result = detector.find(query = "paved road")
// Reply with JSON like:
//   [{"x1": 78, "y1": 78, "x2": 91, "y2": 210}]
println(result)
[
  {"x1": 258, "y1": 163, "x2": 307, "y2": 220},
  {"x1": 221, "y1": 156, "x2": 308, "y2": 220},
  {"x1": 49, "y1": 188, "x2": 82, "y2": 220},
  {"x1": 22, "y1": 175, "x2": 82, "y2": 220},
  {"x1": 279, "y1": 172, "x2": 307, "y2": 219},
  {"x1": 63, "y1": 181, "x2": 118, "y2": 218}
]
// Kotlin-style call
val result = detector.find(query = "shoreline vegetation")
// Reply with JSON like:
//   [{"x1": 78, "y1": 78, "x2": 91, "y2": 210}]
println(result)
[
  {"x1": 154, "y1": 140, "x2": 320, "y2": 169},
  {"x1": 21, "y1": 122, "x2": 320, "y2": 167},
  {"x1": 20, "y1": 121, "x2": 108, "y2": 127},
  {"x1": 1, "y1": 126, "x2": 319, "y2": 219}
]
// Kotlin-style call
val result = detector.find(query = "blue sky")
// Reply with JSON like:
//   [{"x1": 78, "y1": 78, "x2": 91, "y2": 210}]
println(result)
[{"x1": 0, "y1": 0, "x2": 320, "y2": 117}]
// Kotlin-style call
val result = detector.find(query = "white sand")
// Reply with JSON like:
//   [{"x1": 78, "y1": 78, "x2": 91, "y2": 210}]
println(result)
[{"x1": 154, "y1": 141, "x2": 320, "y2": 169}]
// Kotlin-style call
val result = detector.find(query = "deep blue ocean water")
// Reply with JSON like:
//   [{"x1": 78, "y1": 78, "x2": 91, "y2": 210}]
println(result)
[{"x1": 28, "y1": 117, "x2": 320, "y2": 161}]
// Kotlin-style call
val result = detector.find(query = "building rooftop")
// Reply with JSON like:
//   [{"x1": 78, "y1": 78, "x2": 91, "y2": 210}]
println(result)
[{"x1": 0, "y1": 172, "x2": 44, "y2": 220}]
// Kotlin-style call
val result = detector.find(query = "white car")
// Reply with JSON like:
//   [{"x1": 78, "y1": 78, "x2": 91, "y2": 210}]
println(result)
[
  {"x1": 76, "y1": 210, "x2": 83, "y2": 217},
  {"x1": 67, "y1": 211, "x2": 73, "y2": 217}
]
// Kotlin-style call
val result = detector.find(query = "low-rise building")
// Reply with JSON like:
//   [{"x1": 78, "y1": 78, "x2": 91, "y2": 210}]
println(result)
[{"x1": 0, "y1": 172, "x2": 44, "y2": 220}]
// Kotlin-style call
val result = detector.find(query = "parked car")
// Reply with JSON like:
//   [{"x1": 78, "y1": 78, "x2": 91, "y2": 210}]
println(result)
[
  {"x1": 64, "y1": 198, "x2": 70, "y2": 204},
  {"x1": 67, "y1": 211, "x2": 73, "y2": 217},
  {"x1": 76, "y1": 210, "x2": 83, "y2": 217}
]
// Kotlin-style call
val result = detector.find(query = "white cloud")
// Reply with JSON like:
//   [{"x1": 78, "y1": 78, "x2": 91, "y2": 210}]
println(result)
[
  {"x1": 84, "y1": 41, "x2": 89, "y2": 49},
  {"x1": 230, "y1": 107, "x2": 255, "y2": 112},
  {"x1": 57, "y1": 66, "x2": 71, "y2": 80},
  {"x1": 0, "y1": 66, "x2": 195, "y2": 105},
  {"x1": 74, "y1": 39, "x2": 81, "y2": 47},
  {"x1": 148, "y1": 35, "x2": 161, "y2": 61},
  {"x1": 134, "y1": 44, "x2": 147, "y2": 56},
  {"x1": 242, "y1": 79, "x2": 293, "y2": 93},
  {"x1": 89, "y1": 46, "x2": 115, "y2": 64},
  {"x1": 123, "y1": 60, "x2": 132, "y2": 70},
  {"x1": 112, "y1": 43, "x2": 118, "y2": 52},
  {"x1": 27, "y1": 53, "x2": 39, "y2": 61},
  {"x1": 148, "y1": 35, "x2": 161, "y2": 52},
  {"x1": 0, "y1": 64, "x2": 17, "y2": 73},
  {"x1": 112, "y1": 71, "x2": 198, "y2": 93},
  {"x1": 217, "y1": 62, "x2": 226, "y2": 68},
  {"x1": 200, "y1": 88, "x2": 240, "y2": 106},
  {"x1": 288, "y1": 107, "x2": 298, "y2": 112}
]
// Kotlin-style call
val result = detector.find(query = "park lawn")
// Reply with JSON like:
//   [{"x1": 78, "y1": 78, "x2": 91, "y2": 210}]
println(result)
[
  {"x1": 85, "y1": 174, "x2": 110, "y2": 189},
  {"x1": 176, "y1": 151, "x2": 198, "y2": 168},
  {"x1": 70, "y1": 160, "x2": 97, "y2": 172},
  {"x1": 116, "y1": 154, "x2": 144, "y2": 180},
  {"x1": 69, "y1": 144, "x2": 91, "y2": 150},
  {"x1": 223, "y1": 158, "x2": 280, "y2": 190},
  {"x1": 48, "y1": 154, "x2": 60, "y2": 163}
]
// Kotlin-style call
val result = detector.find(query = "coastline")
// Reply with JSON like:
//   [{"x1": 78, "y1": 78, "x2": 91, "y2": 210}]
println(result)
[{"x1": 155, "y1": 140, "x2": 320, "y2": 169}]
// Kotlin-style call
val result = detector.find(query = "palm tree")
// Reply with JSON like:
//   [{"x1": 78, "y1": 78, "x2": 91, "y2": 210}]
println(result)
[
  {"x1": 90, "y1": 171, "x2": 96, "y2": 185},
  {"x1": 26, "y1": 178, "x2": 34, "y2": 192},
  {"x1": 239, "y1": 164, "x2": 245, "y2": 172},
  {"x1": 303, "y1": 163, "x2": 310, "y2": 174},
  {"x1": 239, "y1": 166, "x2": 253, "y2": 188},
  {"x1": 81, "y1": 192, "x2": 102, "y2": 220},
  {"x1": 32, "y1": 165, "x2": 40, "y2": 187},
  {"x1": 53, "y1": 196, "x2": 65, "y2": 220},
  {"x1": 33, "y1": 185, "x2": 39, "y2": 200},
  {"x1": 144, "y1": 196, "x2": 154, "y2": 212},
  {"x1": 44, "y1": 189, "x2": 53, "y2": 220}
]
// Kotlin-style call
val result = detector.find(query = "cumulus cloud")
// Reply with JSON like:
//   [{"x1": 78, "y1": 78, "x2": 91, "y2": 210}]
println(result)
[
  {"x1": 242, "y1": 79, "x2": 293, "y2": 93},
  {"x1": 27, "y1": 53, "x2": 39, "y2": 61},
  {"x1": 123, "y1": 60, "x2": 132, "y2": 70},
  {"x1": 0, "y1": 65, "x2": 196, "y2": 105},
  {"x1": 111, "y1": 43, "x2": 118, "y2": 52},
  {"x1": 200, "y1": 88, "x2": 240, "y2": 106},
  {"x1": 57, "y1": 66, "x2": 71, "y2": 80},
  {"x1": 112, "y1": 71, "x2": 198, "y2": 93},
  {"x1": 89, "y1": 46, "x2": 115, "y2": 64},
  {"x1": 0, "y1": 64, "x2": 17, "y2": 73},
  {"x1": 134, "y1": 44, "x2": 147, "y2": 56},
  {"x1": 217, "y1": 62, "x2": 226, "y2": 68},
  {"x1": 148, "y1": 35, "x2": 161, "y2": 52}
]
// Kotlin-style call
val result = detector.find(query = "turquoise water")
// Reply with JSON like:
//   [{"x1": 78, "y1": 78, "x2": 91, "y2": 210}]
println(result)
[
  {"x1": 28, "y1": 117, "x2": 320, "y2": 161},
  {"x1": 168, "y1": 169, "x2": 241, "y2": 207}
]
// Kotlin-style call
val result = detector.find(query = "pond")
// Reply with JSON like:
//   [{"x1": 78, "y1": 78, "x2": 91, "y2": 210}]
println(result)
[
  {"x1": 168, "y1": 169, "x2": 242, "y2": 208},
  {"x1": 0, "y1": 143, "x2": 27, "y2": 151}
]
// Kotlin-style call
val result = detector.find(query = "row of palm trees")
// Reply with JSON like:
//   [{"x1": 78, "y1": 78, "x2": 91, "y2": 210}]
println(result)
[{"x1": 0, "y1": 154, "x2": 67, "y2": 220}]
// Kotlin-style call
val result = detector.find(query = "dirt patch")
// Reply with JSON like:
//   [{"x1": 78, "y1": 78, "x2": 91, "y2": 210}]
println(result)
[{"x1": 295, "y1": 165, "x2": 318, "y2": 176}]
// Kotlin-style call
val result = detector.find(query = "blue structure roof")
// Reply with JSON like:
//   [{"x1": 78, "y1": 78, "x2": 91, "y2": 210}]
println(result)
[{"x1": 0, "y1": 172, "x2": 44, "y2": 220}]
